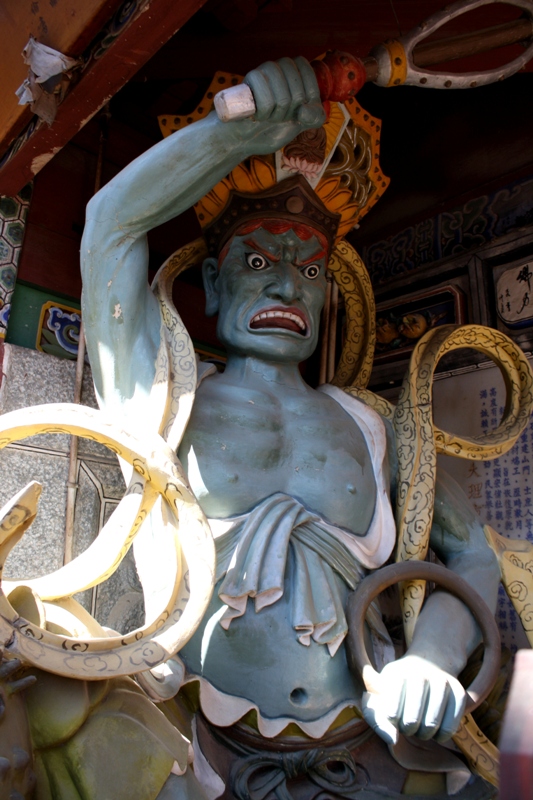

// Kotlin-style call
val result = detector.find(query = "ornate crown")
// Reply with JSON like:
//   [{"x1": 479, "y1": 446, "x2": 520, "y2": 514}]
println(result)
[
  {"x1": 158, "y1": 67, "x2": 389, "y2": 254},
  {"x1": 157, "y1": 66, "x2": 390, "y2": 390},
  {"x1": 203, "y1": 174, "x2": 340, "y2": 256}
]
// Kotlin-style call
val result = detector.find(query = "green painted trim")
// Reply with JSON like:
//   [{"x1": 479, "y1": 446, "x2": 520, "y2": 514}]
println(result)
[
  {"x1": 191, "y1": 338, "x2": 226, "y2": 359},
  {"x1": 6, "y1": 283, "x2": 80, "y2": 352},
  {"x1": 14, "y1": 279, "x2": 81, "y2": 306}
]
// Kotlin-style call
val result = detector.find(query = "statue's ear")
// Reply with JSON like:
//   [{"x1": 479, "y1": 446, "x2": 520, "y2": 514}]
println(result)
[{"x1": 202, "y1": 257, "x2": 220, "y2": 317}]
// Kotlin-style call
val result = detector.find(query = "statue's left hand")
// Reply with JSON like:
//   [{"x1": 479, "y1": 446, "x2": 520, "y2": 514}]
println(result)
[{"x1": 361, "y1": 654, "x2": 466, "y2": 745}]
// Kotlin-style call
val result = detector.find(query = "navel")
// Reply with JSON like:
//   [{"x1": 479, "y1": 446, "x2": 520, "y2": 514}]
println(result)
[{"x1": 346, "y1": 484, "x2": 357, "y2": 495}]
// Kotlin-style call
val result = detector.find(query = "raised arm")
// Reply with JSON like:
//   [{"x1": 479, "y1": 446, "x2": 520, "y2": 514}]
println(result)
[{"x1": 80, "y1": 58, "x2": 325, "y2": 418}]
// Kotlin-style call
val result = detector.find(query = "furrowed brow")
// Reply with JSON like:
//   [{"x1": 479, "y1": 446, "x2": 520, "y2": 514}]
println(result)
[
  {"x1": 242, "y1": 238, "x2": 281, "y2": 262},
  {"x1": 295, "y1": 248, "x2": 328, "y2": 266}
]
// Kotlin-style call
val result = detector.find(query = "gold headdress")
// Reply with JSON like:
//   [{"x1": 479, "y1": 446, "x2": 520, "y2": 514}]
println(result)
[
  {"x1": 158, "y1": 67, "x2": 389, "y2": 389},
  {"x1": 159, "y1": 70, "x2": 388, "y2": 249}
]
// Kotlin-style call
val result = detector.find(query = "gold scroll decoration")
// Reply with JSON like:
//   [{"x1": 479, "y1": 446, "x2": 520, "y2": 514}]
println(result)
[
  {"x1": 452, "y1": 713, "x2": 499, "y2": 788},
  {"x1": 484, "y1": 524, "x2": 533, "y2": 647},
  {"x1": 151, "y1": 237, "x2": 209, "y2": 451},
  {"x1": 1, "y1": 403, "x2": 215, "y2": 681},
  {"x1": 343, "y1": 323, "x2": 533, "y2": 788},
  {"x1": 328, "y1": 239, "x2": 376, "y2": 390},
  {"x1": 393, "y1": 324, "x2": 533, "y2": 645}
]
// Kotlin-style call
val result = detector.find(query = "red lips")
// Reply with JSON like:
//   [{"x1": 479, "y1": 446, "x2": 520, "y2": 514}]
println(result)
[{"x1": 249, "y1": 306, "x2": 309, "y2": 335}]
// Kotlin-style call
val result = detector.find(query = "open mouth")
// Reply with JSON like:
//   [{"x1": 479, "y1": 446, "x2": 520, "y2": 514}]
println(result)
[{"x1": 249, "y1": 306, "x2": 308, "y2": 336}]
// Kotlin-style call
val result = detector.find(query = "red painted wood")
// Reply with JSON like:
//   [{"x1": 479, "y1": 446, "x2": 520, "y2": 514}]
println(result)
[
  {"x1": 500, "y1": 649, "x2": 533, "y2": 800},
  {"x1": 0, "y1": 0, "x2": 207, "y2": 197},
  {"x1": 16, "y1": 142, "x2": 95, "y2": 298},
  {"x1": 172, "y1": 281, "x2": 220, "y2": 348},
  {"x1": 0, "y1": 0, "x2": 124, "y2": 154}
]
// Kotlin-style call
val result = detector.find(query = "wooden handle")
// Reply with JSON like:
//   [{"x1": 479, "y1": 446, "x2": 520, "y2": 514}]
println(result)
[
  {"x1": 214, "y1": 51, "x2": 366, "y2": 122},
  {"x1": 214, "y1": 0, "x2": 533, "y2": 121}
]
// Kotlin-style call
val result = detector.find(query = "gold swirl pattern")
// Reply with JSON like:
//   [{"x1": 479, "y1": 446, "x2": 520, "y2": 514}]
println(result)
[
  {"x1": 0, "y1": 404, "x2": 215, "y2": 680},
  {"x1": 329, "y1": 239, "x2": 376, "y2": 390},
  {"x1": 484, "y1": 524, "x2": 533, "y2": 645},
  {"x1": 151, "y1": 238, "x2": 208, "y2": 450},
  {"x1": 341, "y1": 324, "x2": 533, "y2": 788},
  {"x1": 452, "y1": 714, "x2": 499, "y2": 788},
  {"x1": 393, "y1": 324, "x2": 533, "y2": 646},
  {"x1": 343, "y1": 387, "x2": 395, "y2": 421}
]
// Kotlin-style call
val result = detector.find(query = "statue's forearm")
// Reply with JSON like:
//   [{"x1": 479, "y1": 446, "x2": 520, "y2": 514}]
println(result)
[
  {"x1": 80, "y1": 60, "x2": 325, "y2": 411},
  {"x1": 406, "y1": 534, "x2": 500, "y2": 676},
  {"x1": 80, "y1": 114, "x2": 250, "y2": 408},
  {"x1": 85, "y1": 112, "x2": 249, "y2": 239},
  {"x1": 400, "y1": 468, "x2": 501, "y2": 676}
]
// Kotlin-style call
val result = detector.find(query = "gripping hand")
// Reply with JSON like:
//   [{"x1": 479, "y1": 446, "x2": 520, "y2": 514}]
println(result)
[
  {"x1": 226, "y1": 57, "x2": 326, "y2": 156},
  {"x1": 362, "y1": 654, "x2": 467, "y2": 745}
]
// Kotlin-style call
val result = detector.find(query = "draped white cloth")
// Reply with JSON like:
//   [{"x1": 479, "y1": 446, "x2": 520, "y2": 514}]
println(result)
[{"x1": 207, "y1": 386, "x2": 396, "y2": 656}]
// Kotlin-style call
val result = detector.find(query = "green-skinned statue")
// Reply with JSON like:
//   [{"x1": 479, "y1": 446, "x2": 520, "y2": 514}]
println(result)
[
  {"x1": 3, "y1": 55, "x2": 533, "y2": 800},
  {"x1": 80, "y1": 56, "x2": 502, "y2": 798}
]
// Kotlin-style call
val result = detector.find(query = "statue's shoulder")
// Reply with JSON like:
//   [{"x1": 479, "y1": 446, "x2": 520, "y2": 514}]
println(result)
[
  {"x1": 317, "y1": 384, "x2": 398, "y2": 496},
  {"x1": 318, "y1": 384, "x2": 390, "y2": 445}
]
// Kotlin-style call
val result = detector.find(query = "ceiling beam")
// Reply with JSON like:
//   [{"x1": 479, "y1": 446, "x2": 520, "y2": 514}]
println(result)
[{"x1": 0, "y1": 0, "x2": 207, "y2": 197}]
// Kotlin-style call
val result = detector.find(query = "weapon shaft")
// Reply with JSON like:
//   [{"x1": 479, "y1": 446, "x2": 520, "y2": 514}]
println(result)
[{"x1": 215, "y1": 1, "x2": 533, "y2": 120}]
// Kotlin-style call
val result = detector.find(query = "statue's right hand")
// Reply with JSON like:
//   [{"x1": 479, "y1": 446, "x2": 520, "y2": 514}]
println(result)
[{"x1": 226, "y1": 57, "x2": 326, "y2": 156}]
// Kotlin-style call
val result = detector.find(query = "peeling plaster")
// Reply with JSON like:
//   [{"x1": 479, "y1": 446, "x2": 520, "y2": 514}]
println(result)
[
  {"x1": 79, "y1": 97, "x2": 112, "y2": 130},
  {"x1": 31, "y1": 147, "x2": 60, "y2": 174}
]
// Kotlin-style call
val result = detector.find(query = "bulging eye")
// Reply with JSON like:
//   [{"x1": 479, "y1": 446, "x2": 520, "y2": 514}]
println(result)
[
  {"x1": 246, "y1": 253, "x2": 268, "y2": 270},
  {"x1": 301, "y1": 264, "x2": 320, "y2": 280}
]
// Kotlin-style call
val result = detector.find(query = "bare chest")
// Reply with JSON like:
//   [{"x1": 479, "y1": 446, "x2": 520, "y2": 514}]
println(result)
[{"x1": 179, "y1": 381, "x2": 377, "y2": 532}]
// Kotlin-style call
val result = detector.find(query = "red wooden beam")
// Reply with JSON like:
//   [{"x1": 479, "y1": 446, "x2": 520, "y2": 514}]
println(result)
[{"x1": 0, "y1": 0, "x2": 207, "y2": 198}]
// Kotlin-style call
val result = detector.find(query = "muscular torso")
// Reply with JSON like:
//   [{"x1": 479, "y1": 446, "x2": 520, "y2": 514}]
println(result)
[
  {"x1": 178, "y1": 372, "x2": 378, "y2": 720},
  {"x1": 179, "y1": 372, "x2": 377, "y2": 532}
]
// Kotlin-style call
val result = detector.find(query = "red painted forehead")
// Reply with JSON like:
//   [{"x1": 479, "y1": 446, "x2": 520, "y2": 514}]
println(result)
[{"x1": 217, "y1": 219, "x2": 329, "y2": 267}]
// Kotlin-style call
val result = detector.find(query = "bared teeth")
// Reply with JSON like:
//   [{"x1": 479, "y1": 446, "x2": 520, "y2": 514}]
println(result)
[{"x1": 250, "y1": 310, "x2": 306, "y2": 331}]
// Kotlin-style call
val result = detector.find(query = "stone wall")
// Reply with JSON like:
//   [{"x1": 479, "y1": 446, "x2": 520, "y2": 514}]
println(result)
[{"x1": 0, "y1": 343, "x2": 144, "y2": 633}]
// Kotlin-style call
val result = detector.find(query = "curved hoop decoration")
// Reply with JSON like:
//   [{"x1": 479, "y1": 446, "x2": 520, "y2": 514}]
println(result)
[
  {"x1": 372, "y1": 0, "x2": 533, "y2": 89},
  {"x1": 430, "y1": 325, "x2": 533, "y2": 459},
  {"x1": 393, "y1": 324, "x2": 533, "y2": 645},
  {"x1": 346, "y1": 561, "x2": 501, "y2": 713},
  {"x1": 151, "y1": 237, "x2": 209, "y2": 450},
  {"x1": 0, "y1": 404, "x2": 215, "y2": 680},
  {"x1": 329, "y1": 239, "x2": 376, "y2": 390}
]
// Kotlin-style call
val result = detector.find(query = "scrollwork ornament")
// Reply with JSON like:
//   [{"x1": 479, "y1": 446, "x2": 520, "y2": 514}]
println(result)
[
  {"x1": 0, "y1": 403, "x2": 215, "y2": 680},
  {"x1": 343, "y1": 324, "x2": 533, "y2": 788},
  {"x1": 328, "y1": 240, "x2": 376, "y2": 390},
  {"x1": 451, "y1": 714, "x2": 499, "y2": 788},
  {"x1": 390, "y1": 324, "x2": 533, "y2": 644}
]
